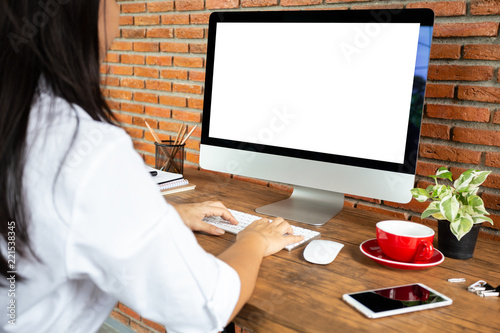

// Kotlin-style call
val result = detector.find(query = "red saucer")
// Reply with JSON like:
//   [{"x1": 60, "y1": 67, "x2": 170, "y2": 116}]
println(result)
[{"x1": 360, "y1": 239, "x2": 444, "y2": 270}]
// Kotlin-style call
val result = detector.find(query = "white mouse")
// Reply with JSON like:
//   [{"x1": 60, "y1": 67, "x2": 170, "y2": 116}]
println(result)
[{"x1": 303, "y1": 240, "x2": 344, "y2": 265}]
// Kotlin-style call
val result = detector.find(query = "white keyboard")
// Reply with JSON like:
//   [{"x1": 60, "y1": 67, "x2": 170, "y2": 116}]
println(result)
[{"x1": 203, "y1": 209, "x2": 321, "y2": 251}]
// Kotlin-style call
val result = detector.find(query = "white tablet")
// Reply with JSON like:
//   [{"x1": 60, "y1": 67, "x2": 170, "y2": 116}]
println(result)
[{"x1": 342, "y1": 283, "x2": 452, "y2": 319}]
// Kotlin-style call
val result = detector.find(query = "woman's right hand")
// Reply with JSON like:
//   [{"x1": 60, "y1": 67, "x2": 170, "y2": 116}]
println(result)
[{"x1": 236, "y1": 217, "x2": 304, "y2": 257}]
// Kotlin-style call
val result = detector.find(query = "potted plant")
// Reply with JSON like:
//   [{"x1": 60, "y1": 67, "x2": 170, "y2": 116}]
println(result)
[{"x1": 411, "y1": 167, "x2": 493, "y2": 259}]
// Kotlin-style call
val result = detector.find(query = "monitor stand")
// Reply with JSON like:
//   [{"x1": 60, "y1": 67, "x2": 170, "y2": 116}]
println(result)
[{"x1": 256, "y1": 186, "x2": 344, "y2": 226}]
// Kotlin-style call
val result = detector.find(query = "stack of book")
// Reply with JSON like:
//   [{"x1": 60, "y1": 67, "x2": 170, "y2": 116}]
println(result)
[{"x1": 146, "y1": 166, "x2": 196, "y2": 195}]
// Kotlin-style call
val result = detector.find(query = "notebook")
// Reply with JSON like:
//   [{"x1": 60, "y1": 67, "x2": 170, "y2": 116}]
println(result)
[{"x1": 146, "y1": 166, "x2": 196, "y2": 195}]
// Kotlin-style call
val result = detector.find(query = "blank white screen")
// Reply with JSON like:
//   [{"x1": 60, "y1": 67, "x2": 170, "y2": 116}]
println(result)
[{"x1": 209, "y1": 22, "x2": 420, "y2": 164}]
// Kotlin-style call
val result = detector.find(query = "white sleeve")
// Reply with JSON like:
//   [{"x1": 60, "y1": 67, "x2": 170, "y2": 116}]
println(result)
[{"x1": 65, "y1": 131, "x2": 240, "y2": 333}]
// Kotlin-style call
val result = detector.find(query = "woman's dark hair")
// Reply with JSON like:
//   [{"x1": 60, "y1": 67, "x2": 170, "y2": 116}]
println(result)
[{"x1": 0, "y1": 0, "x2": 116, "y2": 283}]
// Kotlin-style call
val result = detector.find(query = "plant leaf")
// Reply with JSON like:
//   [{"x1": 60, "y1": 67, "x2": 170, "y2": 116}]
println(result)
[
  {"x1": 435, "y1": 167, "x2": 453, "y2": 181},
  {"x1": 439, "y1": 195, "x2": 460, "y2": 222},
  {"x1": 469, "y1": 170, "x2": 491, "y2": 188},
  {"x1": 454, "y1": 170, "x2": 474, "y2": 193},
  {"x1": 411, "y1": 188, "x2": 430, "y2": 202},
  {"x1": 472, "y1": 215, "x2": 493, "y2": 225},
  {"x1": 450, "y1": 214, "x2": 473, "y2": 241},
  {"x1": 421, "y1": 201, "x2": 440, "y2": 219}
]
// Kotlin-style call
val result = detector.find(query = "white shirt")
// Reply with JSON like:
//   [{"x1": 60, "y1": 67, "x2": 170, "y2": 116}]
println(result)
[{"x1": 0, "y1": 86, "x2": 240, "y2": 333}]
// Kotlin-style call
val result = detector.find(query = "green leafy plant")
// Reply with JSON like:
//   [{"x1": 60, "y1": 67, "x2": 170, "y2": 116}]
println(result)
[{"x1": 411, "y1": 167, "x2": 493, "y2": 241}]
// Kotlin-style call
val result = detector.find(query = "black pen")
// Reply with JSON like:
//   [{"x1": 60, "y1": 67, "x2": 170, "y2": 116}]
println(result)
[{"x1": 150, "y1": 171, "x2": 158, "y2": 176}]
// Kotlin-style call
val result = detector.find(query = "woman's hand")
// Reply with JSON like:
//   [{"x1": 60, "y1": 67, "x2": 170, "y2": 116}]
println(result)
[
  {"x1": 236, "y1": 217, "x2": 304, "y2": 257},
  {"x1": 173, "y1": 201, "x2": 238, "y2": 236}
]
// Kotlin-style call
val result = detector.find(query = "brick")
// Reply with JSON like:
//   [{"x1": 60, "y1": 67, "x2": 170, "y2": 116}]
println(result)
[
  {"x1": 133, "y1": 42, "x2": 159, "y2": 52},
  {"x1": 121, "y1": 3, "x2": 146, "y2": 13},
  {"x1": 464, "y1": 44, "x2": 500, "y2": 61},
  {"x1": 493, "y1": 110, "x2": 500, "y2": 124},
  {"x1": 189, "y1": 43, "x2": 207, "y2": 54},
  {"x1": 426, "y1": 104, "x2": 490, "y2": 122},
  {"x1": 146, "y1": 80, "x2": 172, "y2": 92},
  {"x1": 161, "y1": 14, "x2": 190, "y2": 25},
  {"x1": 188, "y1": 98, "x2": 204, "y2": 110},
  {"x1": 173, "y1": 57, "x2": 204, "y2": 68},
  {"x1": 433, "y1": 22, "x2": 499, "y2": 37},
  {"x1": 110, "y1": 41, "x2": 133, "y2": 51},
  {"x1": 357, "y1": 203, "x2": 409, "y2": 220},
  {"x1": 130, "y1": 321, "x2": 153, "y2": 333},
  {"x1": 452, "y1": 127, "x2": 500, "y2": 147},
  {"x1": 104, "y1": 53, "x2": 120, "y2": 63},
  {"x1": 242, "y1": 0, "x2": 279, "y2": 7},
  {"x1": 134, "y1": 67, "x2": 159, "y2": 78},
  {"x1": 124, "y1": 126, "x2": 144, "y2": 139},
  {"x1": 106, "y1": 100, "x2": 120, "y2": 111},
  {"x1": 121, "y1": 102, "x2": 144, "y2": 114},
  {"x1": 482, "y1": 193, "x2": 500, "y2": 211},
  {"x1": 161, "y1": 69, "x2": 188, "y2": 80},
  {"x1": 133, "y1": 140, "x2": 156, "y2": 155},
  {"x1": 109, "y1": 66, "x2": 134, "y2": 75},
  {"x1": 133, "y1": 117, "x2": 158, "y2": 129},
  {"x1": 406, "y1": 1, "x2": 466, "y2": 16},
  {"x1": 161, "y1": 42, "x2": 189, "y2": 53},
  {"x1": 471, "y1": 0, "x2": 500, "y2": 15},
  {"x1": 421, "y1": 123, "x2": 450, "y2": 140},
  {"x1": 118, "y1": 303, "x2": 141, "y2": 321},
  {"x1": 146, "y1": 55, "x2": 173, "y2": 66},
  {"x1": 121, "y1": 28, "x2": 146, "y2": 38},
  {"x1": 430, "y1": 44, "x2": 461, "y2": 59},
  {"x1": 175, "y1": 0, "x2": 204, "y2": 11},
  {"x1": 114, "y1": 113, "x2": 132, "y2": 125},
  {"x1": 147, "y1": 28, "x2": 174, "y2": 38},
  {"x1": 416, "y1": 161, "x2": 444, "y2": 177},
  {"x1": 159, "y1": 120, "x2": 185, "y2": 133},
  {"x1": 206, "y1": 0, "x2": 239, "y2": 9},
  {"x1": 119, "y1": 16, "x2": 133, "y2": 26},
  {"x1": 134, "y1": 92, "x2": 158, "y2": 104},
  {"x1": 175, "y1": 27, "x2": 204, "y2": 39},
  {"x1": 428, "y1": 65, "x2": 494, "y2": 81},
  {"x1": 186, "y1": 151, "x2": 199, "y2": 165},
  {"x1": 121, "y1": 54, "x2": 145, "y2": 65},
  {"x1": 173, "y1": 83, "x2": 203, "y2": 94},
  {"x1": 121, "y1": 78, "x2": 145, "y2": 89},
  {"x1": 172, "y1": 110, "x2": 202, "y2": 122},
  {"x1": 190, "y1": 13, "x2": 211, "y2": 24},
  {"x1": 101, "y1": 76, "x2": 120, "y2": 87},
  {"x1": 134, "y1": 15, "x2": 160, "y2": 26},
  {"x1": 457, "y1": 86, "x2": 500, "y2": 104},
  {"x1": 109, "y1": 89, "x2": 133, "y2": 100},
  {"x1": 419, "y1": 143, "x2": 482, "y2": 164},
  {"x1": 144, "y1": 154, "x2": 155, "y2": 166},
  {"x1": 283, "y1": 0, "x2": 322, "y2": 5},
  {"x1": 189, "y1": 71, "x2": 205, "y2": 82},
  {"x1": 147, "y1": 1, "x2": 174, "y2": 12},
  {"x1": 142, "y1": 318, "x2": 166, "y2": 333},
  {"x1": 145, "y1": 106, "x2": 171, "y2": 118},
  {"x1": 485, "y1": 152, "x2": 500, "y2": 168},
  {"x1": 160, "y1": 96, "x2": 187, "y2": 107},
  {"x1": 425, "y1": 84, "x2": 455, "y2": 98}
]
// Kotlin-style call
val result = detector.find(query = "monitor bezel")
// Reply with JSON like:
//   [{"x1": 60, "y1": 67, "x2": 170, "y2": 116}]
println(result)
[{"x1": 201, "y1": 9, "x2": 434, "y2": 176}]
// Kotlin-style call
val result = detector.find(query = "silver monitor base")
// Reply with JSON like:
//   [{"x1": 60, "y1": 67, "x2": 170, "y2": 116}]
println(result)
[{"x1": 256, "y1": 186, "x2": 344, "y2": 226}]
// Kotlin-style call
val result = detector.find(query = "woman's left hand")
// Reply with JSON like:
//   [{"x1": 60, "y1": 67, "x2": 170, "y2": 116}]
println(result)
[{"x1": 173, "y1": 201, "x2": 238, "y2": 235}]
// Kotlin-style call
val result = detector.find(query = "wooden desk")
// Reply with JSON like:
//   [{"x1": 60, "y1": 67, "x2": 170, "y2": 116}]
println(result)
[{"x1": 168, "y1": 169, "x2": 500, "y2": 333}]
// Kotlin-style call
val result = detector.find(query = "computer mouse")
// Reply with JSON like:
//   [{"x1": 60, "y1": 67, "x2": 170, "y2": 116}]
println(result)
[{"x1": 303, "y1": 240, "x2": 344, "y2": 265}]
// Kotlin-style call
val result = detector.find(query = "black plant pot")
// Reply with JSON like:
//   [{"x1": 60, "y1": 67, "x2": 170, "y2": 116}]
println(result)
[{"x1": 437, "y1": 220, "x2": 481, "y2": 259}]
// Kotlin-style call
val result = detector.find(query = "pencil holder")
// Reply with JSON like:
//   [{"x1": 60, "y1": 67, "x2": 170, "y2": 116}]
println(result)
[{"x1": 155, "y1": 140, "x2": 185, "y2": 175}]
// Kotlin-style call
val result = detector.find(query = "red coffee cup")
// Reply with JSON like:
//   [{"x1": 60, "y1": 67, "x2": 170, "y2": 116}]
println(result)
[{"x1": 376, "y1": 220, "x2": 434, "y2": 263}]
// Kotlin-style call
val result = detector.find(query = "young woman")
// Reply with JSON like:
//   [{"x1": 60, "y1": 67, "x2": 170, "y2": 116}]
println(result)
[{"x1": 0, "y1": 1, "x2": 303, "y2": 332}]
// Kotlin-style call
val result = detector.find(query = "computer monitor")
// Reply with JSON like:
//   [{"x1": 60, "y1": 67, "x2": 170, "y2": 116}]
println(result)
[{"x1": 200, "y1": 9, "x2": 434, "y2": 225}]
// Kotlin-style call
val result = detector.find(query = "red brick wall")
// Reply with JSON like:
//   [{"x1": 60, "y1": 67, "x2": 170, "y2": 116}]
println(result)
[{"x1": 102, "y1": 1, "x2": 499, "y2": 329}]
